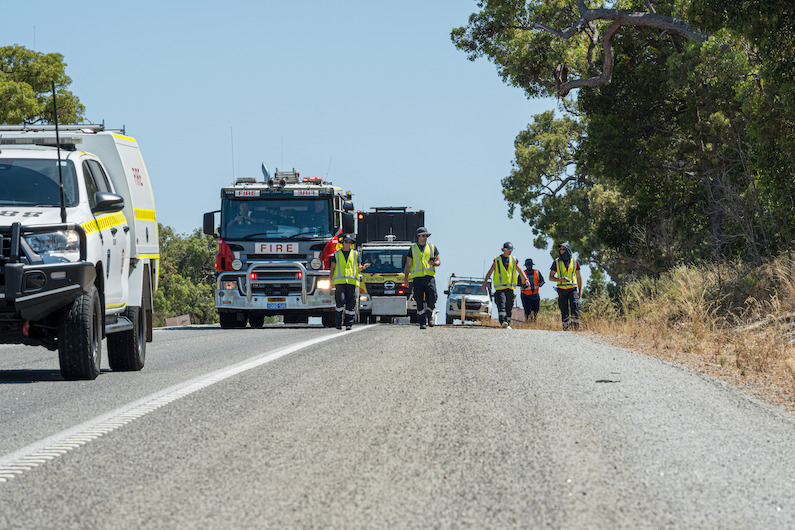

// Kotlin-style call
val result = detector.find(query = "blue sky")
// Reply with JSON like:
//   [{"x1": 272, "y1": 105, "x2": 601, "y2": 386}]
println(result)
[{"x1": 5, "y1": 0, "x2": 589, "y2": 305}]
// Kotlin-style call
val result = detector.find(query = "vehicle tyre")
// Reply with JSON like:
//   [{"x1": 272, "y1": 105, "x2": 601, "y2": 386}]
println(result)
[
  {"x1": 108, "y1": 306, "x2": 145, "y2": 371},
  {"x1": 368, "y1": 315, "x2": 377, "y2": 324},
  {"x1": 446, "y1": 314, "x2": 454, "y2": 325},
  {"x1": 219, "y1": 311, "x2": 237, "y2": 329},
  {"x1": 58, "y1": 284, "x2": 102, "y2": 380},
  {"x1": 409, "y1": 313, "x2": 418, "y2": 324},
  {"x1": 358, "y1": 311, "x2": 370, "y2": 324},
  {"x1": 321, "y1": 312, "x2": 336, "y2": 328},
  {"x1": 248, "y1": 314, "x2": 265, "y2": 328}
]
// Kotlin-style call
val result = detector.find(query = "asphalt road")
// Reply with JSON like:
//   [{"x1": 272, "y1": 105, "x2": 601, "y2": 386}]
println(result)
[{"x1": 1, "y1": 324, "x2": 793, "y2": 529}]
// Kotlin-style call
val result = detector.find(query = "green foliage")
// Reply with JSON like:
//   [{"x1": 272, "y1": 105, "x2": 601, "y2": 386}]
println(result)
[
  {"x1": 0, "y1": 45, "x2": 85, "y2": 124},
  {"x1": 452, "y1": 1, "x2": 590, "y2": 98},
  {"x1": 153, "y1": 224, "x2": 218, "y2": 326},
  {"x1": 456, "y1": 1, "x2": 795, "y2": 284}
]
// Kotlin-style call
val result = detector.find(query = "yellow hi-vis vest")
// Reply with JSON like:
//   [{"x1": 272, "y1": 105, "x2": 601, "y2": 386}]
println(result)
[
  {"x1": 494, "y1": 255, "x2": 518, "y2": 290},
  {"x1": 333, "y1": 249, "x2": 358, "y2": 285},
  {"x1": 556, "y1": 258, "x2": 578, "y2": 289},
  {"x1": 409, "y1": 243, "x2": 436, "y2": 279}
]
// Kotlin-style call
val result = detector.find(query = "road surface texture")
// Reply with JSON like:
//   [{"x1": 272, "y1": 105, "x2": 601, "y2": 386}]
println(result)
[{"x1": 1, "y1": 325, "x2": 793, "y2": 528}]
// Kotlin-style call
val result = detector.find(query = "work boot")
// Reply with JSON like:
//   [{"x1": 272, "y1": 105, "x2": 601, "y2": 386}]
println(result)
[
  {"x1": 501, "y1": 321, "x2": 508, "y2": 328},
  {"x1": 345, "y1": 325, "x2": 352, "y2": 331},
  {"x1": 419, "y1": 324, "x2": 427, "y2": 330}
]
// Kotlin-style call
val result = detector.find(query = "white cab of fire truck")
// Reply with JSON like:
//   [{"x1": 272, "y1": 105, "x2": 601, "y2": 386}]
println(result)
[{"x1": 0, "y1": 125, "x2": 159, "y2": 380}]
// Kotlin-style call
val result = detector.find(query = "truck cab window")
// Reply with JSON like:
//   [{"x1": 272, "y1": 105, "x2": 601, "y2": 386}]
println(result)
[
  {"x1": 87, "y1": 160, "x2": 111, "y2": 193},
  {"x1": 82, "y1": 161, "x2": 101, "y2": 208}
]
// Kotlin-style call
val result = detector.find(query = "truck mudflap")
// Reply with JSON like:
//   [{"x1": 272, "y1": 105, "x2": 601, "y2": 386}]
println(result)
[{"x1": 1, "y1": 222, "x2": 94, "y2": 322}]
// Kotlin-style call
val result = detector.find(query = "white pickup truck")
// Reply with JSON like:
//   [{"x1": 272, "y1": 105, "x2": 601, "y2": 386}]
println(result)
[{"x1": 0, "y1": 125, "x2": 159, "y2": 380}]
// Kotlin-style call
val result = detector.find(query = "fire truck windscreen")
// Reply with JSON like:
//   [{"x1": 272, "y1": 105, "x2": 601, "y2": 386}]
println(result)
[
  {"x1": 222, "y1": 198, "x2": 333, "y2": 240},
  {"x1": 0, "y1": 159, "x2": 79, "y2": 207}
]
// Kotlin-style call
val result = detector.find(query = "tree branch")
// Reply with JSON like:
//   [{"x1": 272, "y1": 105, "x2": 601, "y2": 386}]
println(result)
[{"x1": 517, "y1": 3, "x2": 708, "y2": 97}]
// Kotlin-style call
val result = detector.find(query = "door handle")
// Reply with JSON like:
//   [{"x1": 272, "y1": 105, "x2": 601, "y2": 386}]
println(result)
[{"x1": 110, "y1": 227, "x2": 118, "y2": 235}]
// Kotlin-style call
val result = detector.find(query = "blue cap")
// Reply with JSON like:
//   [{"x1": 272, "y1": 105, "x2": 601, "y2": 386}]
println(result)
[{"x1": 503, "y1": 242, "x2": 514, "y2": 250}]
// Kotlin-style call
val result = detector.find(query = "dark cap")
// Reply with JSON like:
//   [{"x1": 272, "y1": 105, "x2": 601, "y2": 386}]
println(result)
[
  {"x1": 341, "y1": 234, "x2": 355, "y2": 243},
  {"x1": 416, "y1": 227, "x2": 431, "y2": 237},
  {"x1": 502, "y1": 242, "x2": 514, "y2": 250},
  {"x1": 524, "y1": 258, "x2": 534, "y2": 267}
]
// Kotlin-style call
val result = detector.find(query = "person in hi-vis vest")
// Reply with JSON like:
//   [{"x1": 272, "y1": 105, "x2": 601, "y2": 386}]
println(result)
[
  {"x1": 329, "y1": 234, "x2": 368, "y2": 330},
  {"x1": 482, "y1": 242, "x2": 531, "y2": 329},
  {"x1": 403, "y1": 226, "x2": 440, "y2": 329},
  {"x1": 520, "y1": 258, "x2": 545, "y2": 322},
  {"x1": 549, "y1": 242, "x2": 582, "y2": 330}
]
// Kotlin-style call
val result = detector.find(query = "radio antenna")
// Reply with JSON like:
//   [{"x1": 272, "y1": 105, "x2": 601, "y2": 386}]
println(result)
[
  {"x1": 230, "y1": 127, "x2": 235, "y2": 180},
  {"x1": 326, "y1": 156, "x2": 333, "y2": 179},
  {"x1": 51, "y1": 81, "x2": 67, "y2": 223}
]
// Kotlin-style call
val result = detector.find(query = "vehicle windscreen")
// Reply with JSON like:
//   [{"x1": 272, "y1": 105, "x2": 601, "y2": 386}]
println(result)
[
  {"x1": 222, "y1": 198, "x2": 332, "y2": 240},
  {"x1": 361, "y1": 249, "x2": 407, "y2": 273},
  {"x1": 0, "y1": 159, "x2": 78, "y2": 207},
  {"x1": 451, "y1": 284, "x2": 486, "y2": 295}
]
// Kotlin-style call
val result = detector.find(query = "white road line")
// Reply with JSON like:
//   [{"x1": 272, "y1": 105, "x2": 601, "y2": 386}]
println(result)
[{"x1": 0, "y1": 326, "x2": 372, "y2": 484}]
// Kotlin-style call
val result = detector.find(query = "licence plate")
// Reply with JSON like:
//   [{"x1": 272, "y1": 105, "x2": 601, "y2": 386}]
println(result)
[
  {"x1": 384, "y1": 290, "x2": 395, "y2": 295},
  {"x1": 267, "y1": 303, "x2": 287, "y2": 309}
]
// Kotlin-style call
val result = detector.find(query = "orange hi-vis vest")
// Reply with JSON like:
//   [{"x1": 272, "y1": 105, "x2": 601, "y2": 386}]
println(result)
[{"x1": 521, "y1": 269, "x2": 542, "y2": 295}]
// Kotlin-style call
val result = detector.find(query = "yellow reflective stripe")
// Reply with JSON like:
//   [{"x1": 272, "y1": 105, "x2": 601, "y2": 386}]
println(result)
[
  {"x1": 134, "y1": 208, "x2": 157, "y2": 222},
  {"x1": 81, "y1": 212, "x2": 127, "y2": 235},
  {"x1": 106, "y1": 303, "x2": 127, "y2": 309},
  {"x1": 112, "y1": 133, "x2": 137, "y2": 143},
  {"x1": 137, "y1": 253, "x2": 160, "y2": 260}
]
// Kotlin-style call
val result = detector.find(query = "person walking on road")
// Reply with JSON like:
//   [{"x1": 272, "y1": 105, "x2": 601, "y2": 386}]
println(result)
[
  {"x1": 520, "y1": 258, "x2": 545, "y2": 322},
  {"x1": 329, "y1": 234, "x2": 367, "y2": 330},
  {"x1": 404, "y1": 227, "x2": 440, "y2": 329},
  {"x1": 482, "y1": 242, "x2": 530, "y2": 329},
  {"x1": 549, "y1": 242, "x2": 582, "y2": 330}
]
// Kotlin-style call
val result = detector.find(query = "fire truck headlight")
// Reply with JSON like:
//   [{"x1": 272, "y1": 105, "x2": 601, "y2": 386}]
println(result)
[
  {"x1": 222, "y1": 281, "x2": 238, "y2": 290},
  {"x1": 359, "y1": 294, "x2": 369, "y2": 302},
  {"x1": 231, "y1": 259, "x2": 243, "y2": 270},
  {"x1": 310, "y1": 258, "x2": 322, "y2": 270},
  {"x1": 317, "y1": 279, "x2": 331, "y2": 290},
  {"x1": 24, "y1": 230, "x2": 80, "y2": 263}
]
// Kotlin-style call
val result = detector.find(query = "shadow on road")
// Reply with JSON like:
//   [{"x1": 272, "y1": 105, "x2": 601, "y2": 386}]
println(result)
[{"x1": 0, "y1": 369, "x2": 64, "y2": 384}]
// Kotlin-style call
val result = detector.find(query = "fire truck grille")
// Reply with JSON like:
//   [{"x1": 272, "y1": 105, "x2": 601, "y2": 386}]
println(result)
[{"x1": 249, "y1": 273, "x2": 314, "y2": 296}]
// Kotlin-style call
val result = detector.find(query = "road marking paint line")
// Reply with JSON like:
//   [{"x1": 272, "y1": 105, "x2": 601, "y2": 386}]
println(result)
[{"x1": 0, "y1": 326, "x2": 373, "y2": 484}]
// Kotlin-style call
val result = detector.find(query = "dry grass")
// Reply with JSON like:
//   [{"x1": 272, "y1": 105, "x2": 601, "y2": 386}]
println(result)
[{"x1": 505, "y1": 255, "x2": 795, "y2": 414}]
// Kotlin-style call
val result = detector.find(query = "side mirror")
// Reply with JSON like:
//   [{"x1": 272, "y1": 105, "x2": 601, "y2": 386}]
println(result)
[
  {"x1": 342, "y1": 200, "x2": 354, "y2": 212},
  {"x1": 443, "y1": 290, "x2": 449, "y2": 295},
  {"x1": 203, "y1": 211, "x2": 217, "y2": 237},
  {"x1": 92, "y1": 192, "x2": 124, "y2": 214},
  {"x1": 342, "y1": 211, "x2": 355, "y2": 234}
]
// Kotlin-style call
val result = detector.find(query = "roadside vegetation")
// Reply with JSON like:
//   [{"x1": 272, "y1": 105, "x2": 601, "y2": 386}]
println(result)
[{"x1": 153, "y1": 225, "x2": 217, "y2": 327}]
